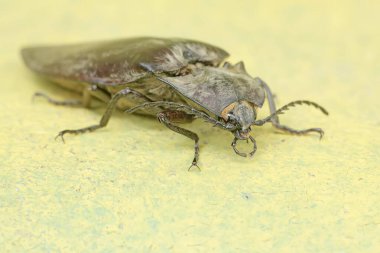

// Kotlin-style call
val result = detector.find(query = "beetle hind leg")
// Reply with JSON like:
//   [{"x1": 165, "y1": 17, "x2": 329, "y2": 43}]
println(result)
[
  {"x1": 56, "y1": 87, "x2": 152, "y2": 141},
  {"x1": 33, "y1": 92, "x2": 83, "y2": 107},
  {"x1": 258, "y1": 78, "x2": 325, "y2": 139},
  {"x1": 33, "y1": 85, "x2": 110, "y2": 108},
  {"x1": 157, "y1": 111, "x2": 200, "y2": 170}
]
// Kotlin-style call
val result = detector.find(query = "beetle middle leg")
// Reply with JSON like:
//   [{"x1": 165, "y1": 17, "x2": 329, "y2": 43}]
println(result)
[
  {"x1": 56, "y1": 87, "x2": 152, "y2": 141},
  {"x1": 259, "y1": 78, "x2": 325, "y2": 139},
  {"x1": 156, "y1": 110, "x2": 200, "y2": 170},
  {"x1": 231, "y1": 136, "x2": 257, "y2": 158}
]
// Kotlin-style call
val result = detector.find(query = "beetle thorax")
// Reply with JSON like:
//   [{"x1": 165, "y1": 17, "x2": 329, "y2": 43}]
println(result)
[{"x1": 233, "y1": 101, "x2": 256, "y2": 130}]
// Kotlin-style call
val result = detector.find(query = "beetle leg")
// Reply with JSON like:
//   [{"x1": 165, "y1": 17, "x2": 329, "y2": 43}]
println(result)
[
  {"x1": 157, "y1": 111, "x2": 200, "y2": 170},
  {"x1": 222, "y1": 62, "x2": 232, "y2": 68},
  {"x1": 231, "y1": 136, "x2": 257, "y2": 158},
  {"x1": 33, "y1": 85, "x2": 110, "y2": 108},
  {"x1": 257, "y1": 78, "x2": 280, "y2": 124},
  {"x1": 267, "y1": 100, "x2": 327, "y2": 139},
  {"x1": 258, "y1": 78, "x2": 326, "y2": 139},
  {"x1": 33, "y1": 92, "x2": 83, "y2": 107},
  {"x1": 56, "y1": 87, "x2": 152, "y2": 142},
  {"x1": 272, "y1": 124, "x2": 325, "y2": 139}
]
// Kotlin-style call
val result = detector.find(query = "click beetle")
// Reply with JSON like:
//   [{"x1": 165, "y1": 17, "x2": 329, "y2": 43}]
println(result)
[{"x1": 21, "y1": 37, "x2": 328, "y2": 169}]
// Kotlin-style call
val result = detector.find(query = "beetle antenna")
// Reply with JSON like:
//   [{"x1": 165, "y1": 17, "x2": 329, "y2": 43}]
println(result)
[
  {"x1": 126, "y1": 101, "x2": 238, "y2": 131},
  {"x1": 254, "y1": 100, "x2": 328, "y2": 126}
]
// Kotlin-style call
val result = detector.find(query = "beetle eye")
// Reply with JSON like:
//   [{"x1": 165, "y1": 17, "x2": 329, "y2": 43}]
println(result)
[{"x1": 227, "y1": 114, "x2": 238, "y2": 124}]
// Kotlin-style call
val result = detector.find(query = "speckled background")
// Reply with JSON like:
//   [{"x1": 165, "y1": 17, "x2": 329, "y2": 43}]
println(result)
[{"x1": 0, "y1": 0, "x2": 379, "y2": 252}]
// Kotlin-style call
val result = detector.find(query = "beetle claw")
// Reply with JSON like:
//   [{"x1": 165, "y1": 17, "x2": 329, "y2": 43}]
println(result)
[
  {"x1": 55, "y1": 131, "x2": 66, "y2": 143},
  {"x1": 188, "y1": 162, "x2": 201, "y2": 171},
  {"x1": 318, "y1": 129, "x2": 325, "y2": 140}
]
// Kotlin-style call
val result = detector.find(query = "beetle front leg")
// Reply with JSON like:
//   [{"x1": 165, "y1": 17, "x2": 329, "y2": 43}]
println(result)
[
  {"x1": 271, "y1": 124, "x2": 324, "y2": 139},
  {"x1": 157, "y1": 111, "x2": 200, "y2": 170},
  {"x1": 259, "y1": 78, "x2": 325, "y2": 138},
  {"x1": 56, "y1": 87, "x2": 152, "y2": 141}
]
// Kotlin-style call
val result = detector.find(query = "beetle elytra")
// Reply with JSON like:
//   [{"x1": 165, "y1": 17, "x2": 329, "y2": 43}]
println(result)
[{"x1": 21, "y1": 37, "x2": 328, "y2": 169}]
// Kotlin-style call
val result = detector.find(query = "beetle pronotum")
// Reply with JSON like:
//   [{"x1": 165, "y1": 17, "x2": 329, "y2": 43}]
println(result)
[{"x1": 22, "y1": 37, "x2": 328, "y2": 169}]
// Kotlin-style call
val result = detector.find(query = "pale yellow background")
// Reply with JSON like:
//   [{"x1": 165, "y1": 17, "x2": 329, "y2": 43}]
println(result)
[{"x1": 0, "y1": 0, "x2": 379, "y2": 252}]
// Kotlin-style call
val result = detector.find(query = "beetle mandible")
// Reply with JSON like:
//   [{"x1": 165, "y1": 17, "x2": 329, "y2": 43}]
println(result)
[{"x1": 21, "y1": 37, "x2": 328, "y2": 169}]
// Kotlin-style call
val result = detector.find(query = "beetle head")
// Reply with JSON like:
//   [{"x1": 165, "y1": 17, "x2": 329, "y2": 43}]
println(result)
[
  {"x1": 223, "y1": 101, "x2": 257, "y2": 140},
  {"x1": 222, "y1": 100, "x2": 258, "y2": 157}
]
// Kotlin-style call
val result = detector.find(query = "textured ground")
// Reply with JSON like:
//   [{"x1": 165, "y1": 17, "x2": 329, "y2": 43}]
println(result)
[{"x1": 0, "y1": 0, "x2": 379, "y2": 252}]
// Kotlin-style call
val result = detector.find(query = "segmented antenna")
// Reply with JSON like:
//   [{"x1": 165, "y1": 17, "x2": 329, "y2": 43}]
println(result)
[
  {"x1": 126, "y1": 101, "x2": 237, "y2": 131},
  {"x1": 254, "y1": 100, "x2": 329, "y2": 126}
]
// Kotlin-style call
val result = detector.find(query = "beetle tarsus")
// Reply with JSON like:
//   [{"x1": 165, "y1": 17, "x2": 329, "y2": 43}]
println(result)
[
  {"x1": 188, "y1": 143, "x2": 201, "y2": 171},
  {"x1": 55, "y1": 131, "x2": 66, "y2": 143},
  {"x1": 318, "y1": 129, "x2": 325, "y2": 140},
  {"x1": 55, "y1": 125, "x2": 102, "y2": 142},
  {"x1": 188, "y1": 159, "x2": 201, "y2": 171}
]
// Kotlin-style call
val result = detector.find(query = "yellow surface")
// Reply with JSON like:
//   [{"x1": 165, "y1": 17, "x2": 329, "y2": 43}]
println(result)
[{"x1": 1, "y1": 0, "x2": 379, "y2": 252}]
